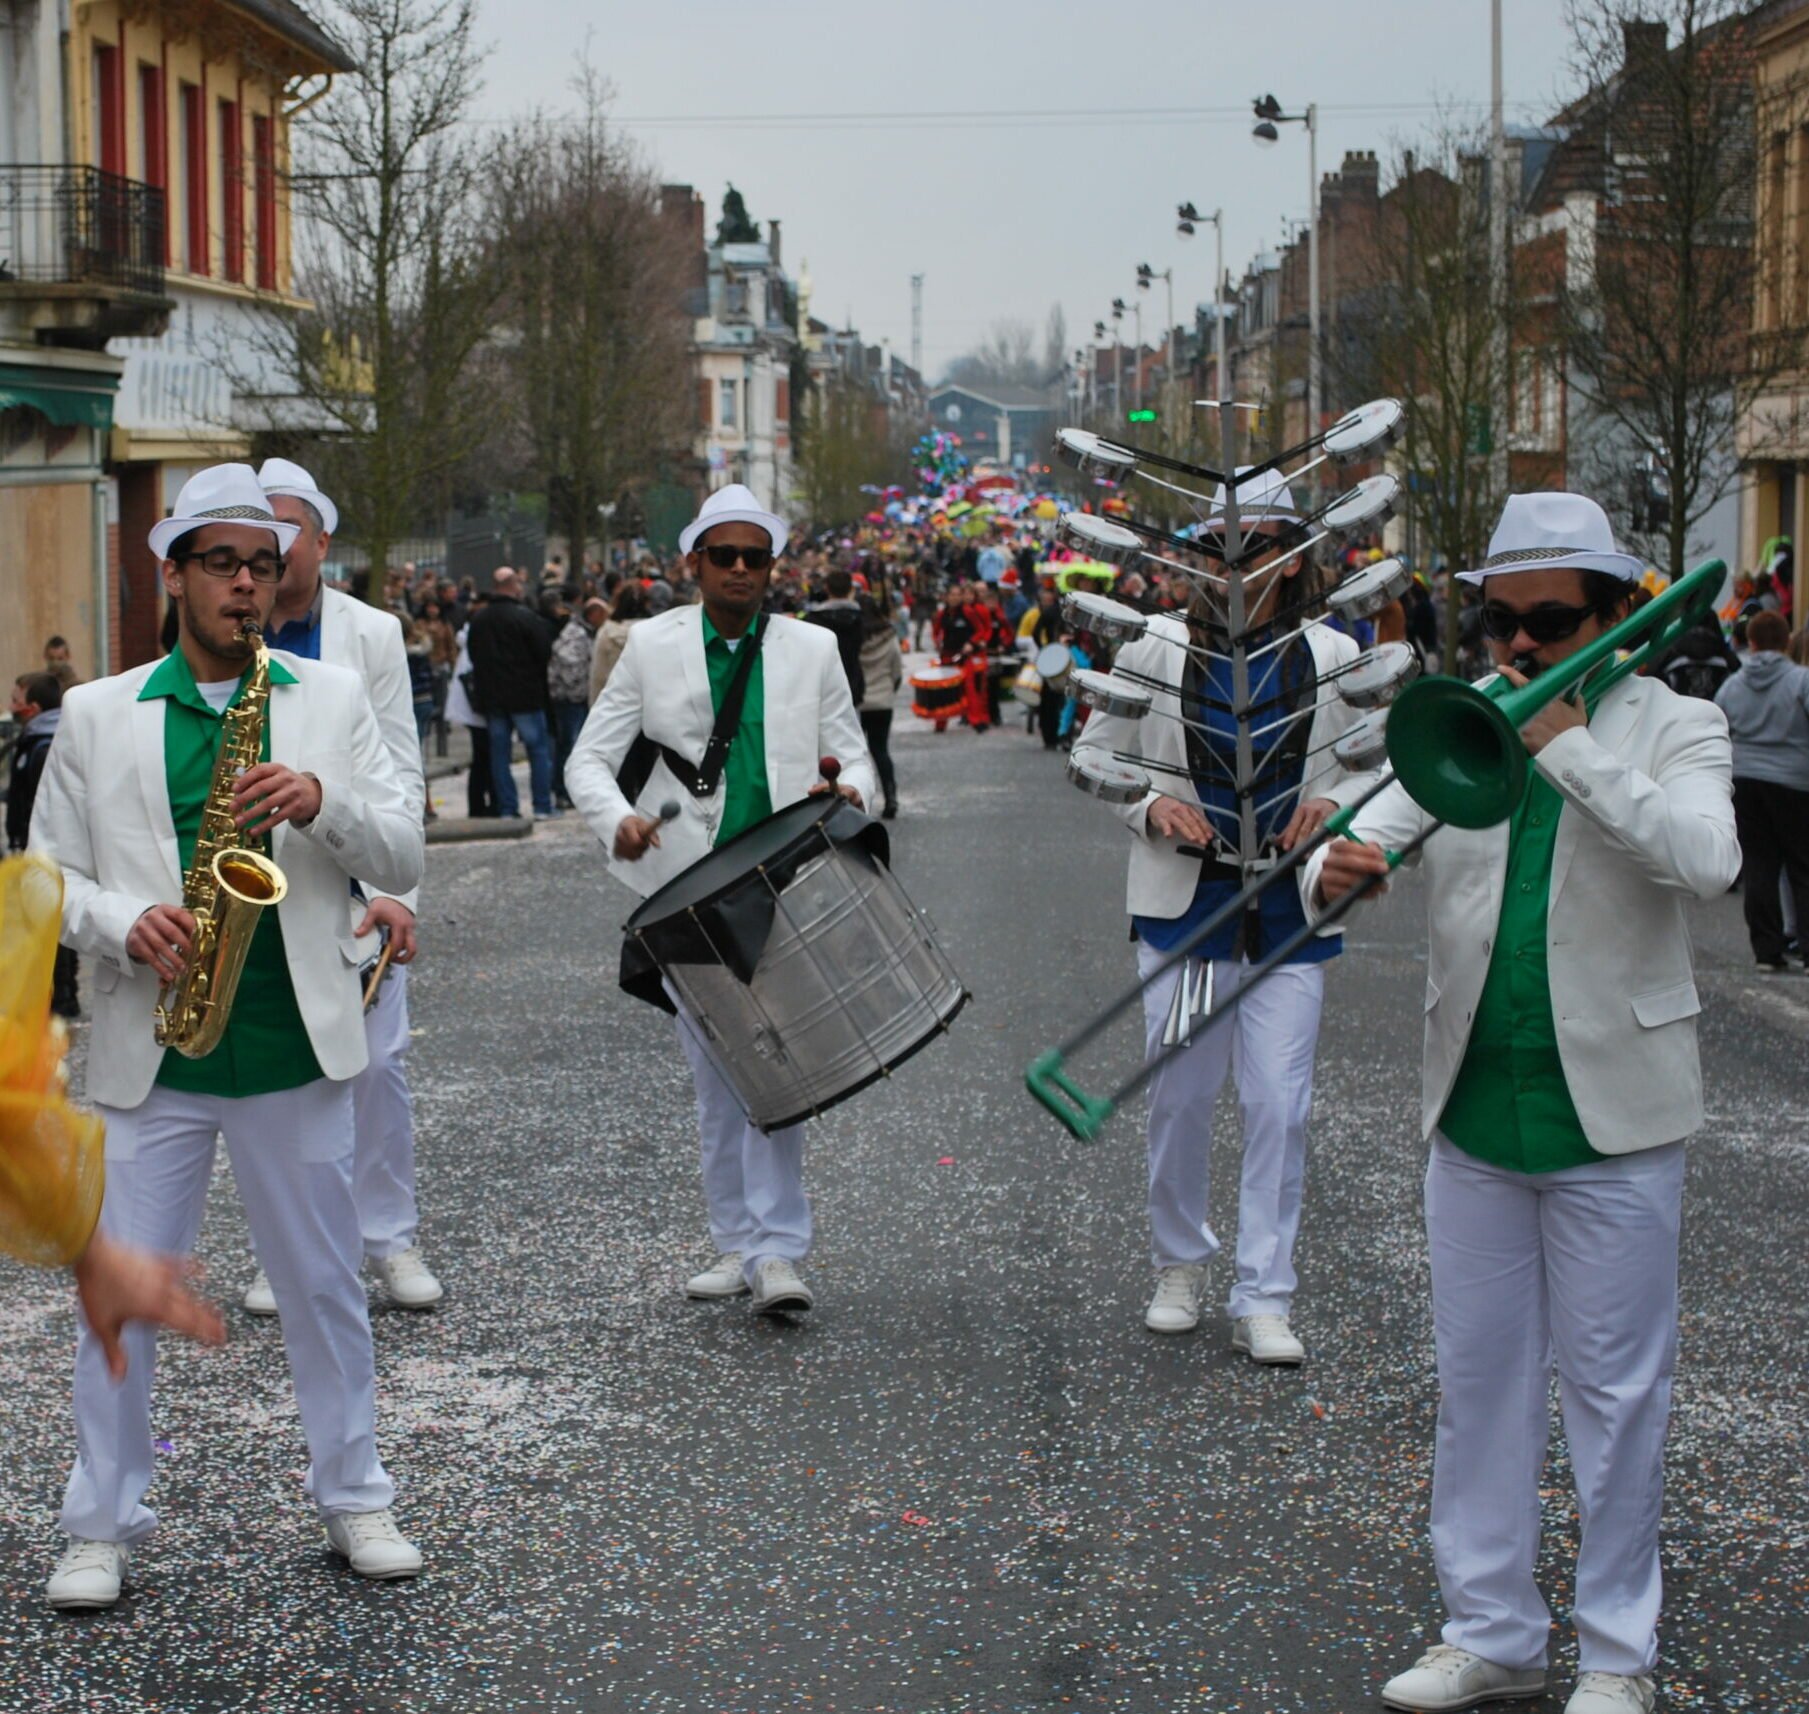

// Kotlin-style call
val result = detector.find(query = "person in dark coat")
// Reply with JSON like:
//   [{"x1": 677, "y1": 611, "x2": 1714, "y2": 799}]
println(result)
[
  {"x1": 466, "y1": 568, "x2": 557, "y2": 818},
  {"x1": 804, "y1": 568, "x2": 866, "y2": 707},
  {"x1": 8, "y1": 671, "x2": 79, "y2": 1016}
]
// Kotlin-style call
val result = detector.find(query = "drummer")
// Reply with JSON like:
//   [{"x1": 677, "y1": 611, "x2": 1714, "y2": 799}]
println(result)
[
  {"x1": 1070, "y1": 469, "x2": 1371, "y2": 1365},
  {"x1": 565, "y1": 485, "x2": 875, "y2": 1315}
]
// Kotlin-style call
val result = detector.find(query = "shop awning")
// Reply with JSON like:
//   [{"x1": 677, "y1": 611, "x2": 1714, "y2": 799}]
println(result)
[{"x1": 0, "y1": 363, "x2": 119, "y2": 431}]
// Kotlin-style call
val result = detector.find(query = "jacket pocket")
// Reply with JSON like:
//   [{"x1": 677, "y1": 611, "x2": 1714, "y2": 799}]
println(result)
[
  {"x1": 94, "y1": 962, "x2": 122, "y2": 995},
  {"x1": 1630, "y1": 980, "x2": 1701, "y2": 1028},
  {"x1": 1424, "y1": 978, "x2": 1442, "y2": 1013}
]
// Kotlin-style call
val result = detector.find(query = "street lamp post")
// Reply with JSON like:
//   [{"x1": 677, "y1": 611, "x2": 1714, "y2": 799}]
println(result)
[
  {"x1": 1112, "y1": 296, "x2": 1144, "y2": 412},
  {"x1": 1177, "y1": 203, "x2": 1226, "y2": 406},
  {"x1": 1136, "y1": 262, "x2": 1175, "y2": 384},
  {"x1": 1093, "y1": 318, "x2": 1109, "y2": 418},
  {"x1": 1252, "y1": 94, "x2": 1320, "y2": 438}
]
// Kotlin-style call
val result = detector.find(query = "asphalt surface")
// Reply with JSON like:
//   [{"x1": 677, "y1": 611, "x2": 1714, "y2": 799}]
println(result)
[{"x1": 2, "y1": 681, "x2": 1806, "y2": 1713}]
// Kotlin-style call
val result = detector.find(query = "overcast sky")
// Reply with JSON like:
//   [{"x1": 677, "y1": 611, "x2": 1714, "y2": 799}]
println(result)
[{"x1": 474, "y1": 0, "x2": 1584, "y2": 381}]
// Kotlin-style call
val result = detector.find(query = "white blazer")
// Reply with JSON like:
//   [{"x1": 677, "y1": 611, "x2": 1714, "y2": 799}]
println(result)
[
  {"x1": 320, "y1": 587, "x2": 422, "y2": 916},
  {"x1": 1070, "y1": 617, "x2": 1372, "y2": 920},
  {"x1": 29, "y1": 654, "x2": 425, "y2": 1110},
  {"x1": 1301, "y1": 675, "x2": 1739, "y2": 1155},
  {"x1": 566, "y1": 606, "x2": 877, "y2": 899}
]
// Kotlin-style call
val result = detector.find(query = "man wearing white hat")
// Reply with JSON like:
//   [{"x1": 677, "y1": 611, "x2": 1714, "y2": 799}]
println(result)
[
  {"x1": 240, "y1": 457, "x2": 442, "y2": 1316},
  {"x1": 566, "y1": 485, "x2": 874, "y2": 1315},
  {"x1": 1071, "y1": 468, "x2": 1368, "y2": 1364},
  {"x1": 1308, "y1": 493, "x2": 1739, "y2": 1714},
  {"x1": 30, "y1": 464, "x2": 427, "y2": 1604}
]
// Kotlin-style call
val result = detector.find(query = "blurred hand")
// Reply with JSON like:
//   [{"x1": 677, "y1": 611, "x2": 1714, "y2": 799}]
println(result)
[
  {"x1": 127, "y1": 904, "x2": 196, "y2": 983},
  {"x1": 354, "y1": 897, "x2": 418, "y2": 963},
  {"x1": 1497, "y1": 665, "x2": 1587, "y2": 755},
  {"x1": 1147, "y1": 796, "x2": 1214, "y2": 846},
  {"x1": 613, "y1": 815, "x2": 664, "y2": 861},
  {"x1": 1278, "y1": 796, "x2": 1339, "y2": 853},
  {"x1": 73, "y1": 1232, "x2": 226, "y2": 1380},
  {"x1": 1316, "y1": 837, "x2": 1391, "y2": 905},
  {"x1": 807, "y1": 782, "x2": 865, "y2": 810},
  {"x1": 232, "y1": 764, "x2": 323, "y2": 836}
]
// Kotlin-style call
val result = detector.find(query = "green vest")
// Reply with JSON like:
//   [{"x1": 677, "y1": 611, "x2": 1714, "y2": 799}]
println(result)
[
  {"x1": 701, "y1": 612, "x2": 771, "y2": 846},
  {"x1": 140, "y1": 649, "x2": 324, "y2": 1099},
  {"x1": 1439, "y1": 680, "x2": 1610, "y2": 1174}
]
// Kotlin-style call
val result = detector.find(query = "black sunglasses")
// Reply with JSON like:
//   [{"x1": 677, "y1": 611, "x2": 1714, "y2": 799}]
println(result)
[
  {"x1": 1479, "y1": 599, "x2": 1603, "y2": 645},
  {"x1": 702, "y1": 544, "x2": 775, "y2": 572}
]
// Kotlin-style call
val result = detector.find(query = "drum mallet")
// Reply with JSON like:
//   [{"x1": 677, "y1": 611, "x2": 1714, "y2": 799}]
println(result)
[
  {"x1": 817, "y1": 757, "x2": 842, "y2": 791},
  {"x1": 657, "y1": 799, "x2": 681, "y2": 825}
]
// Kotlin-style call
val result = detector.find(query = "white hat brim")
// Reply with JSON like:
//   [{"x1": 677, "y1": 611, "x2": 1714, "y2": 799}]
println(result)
[
  {"x1": 150, "y1": 512, "x2": 300, "y2": 561},
  {"x1": 680, "y1": 506, "x2": 789, "y2": 558},
  {"x1": 1456, "y1": 549, "x2": 1644, "y2": 586},
  {"x1": 262, "y1": 485, "x2": 339, "y2": 537}
]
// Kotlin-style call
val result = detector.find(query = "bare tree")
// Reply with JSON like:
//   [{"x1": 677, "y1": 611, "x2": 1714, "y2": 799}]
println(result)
[
  {"x1": 796, "y1": 377, "x2": 905, "y2": 529},
  {"x1": 1556, "y1": 0, "x2": 1794, "y2": 581},
  {"x1": 487, "y1": 72, "x2": 696, "y2": 565},
  {"x1": 943, "y1": 318, "x2": 1044, "y2": 392},
  {"x1": 276, "y1": 0, "x2": 499, "y2": 601}
]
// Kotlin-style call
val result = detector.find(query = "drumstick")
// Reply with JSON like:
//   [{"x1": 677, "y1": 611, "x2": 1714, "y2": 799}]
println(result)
[{"x1": 361, "y1": 939, "x2": 396, "y2": 1013}]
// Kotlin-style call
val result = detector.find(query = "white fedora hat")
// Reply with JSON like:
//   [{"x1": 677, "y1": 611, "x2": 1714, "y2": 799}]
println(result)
[
  {"x1": 1457, "y1": 491, "x2": 1644, "y2": 585},
  {"x1": 679, "y1": 483, "x2": 789, "y2": 557},
  {"x1": 150, "y1": 463, "x2": 300, "y2": 561},
  {"x1": 1202, "y1": 465, "x2": 1301, "y2": 533},
  {"x1": 257, "y1": 456, "x2": 339, "y2": 536}
]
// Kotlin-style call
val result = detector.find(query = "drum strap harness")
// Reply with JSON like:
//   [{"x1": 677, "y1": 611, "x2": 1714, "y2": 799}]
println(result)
[{"x1": 618, "y1": 615, "x2": 768, "y2": 803}]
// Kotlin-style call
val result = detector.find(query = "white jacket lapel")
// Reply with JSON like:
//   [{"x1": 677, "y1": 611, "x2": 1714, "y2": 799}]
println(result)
[
  {"x1": 132, "y1": 693, "x2": 184, "y2": 893},
  {"x1": 677, "y1": 608, "x2": 713, "y2": 754},
  {"x1": 1548, "y1": 679, "x2": 1639, "y2": 907}
]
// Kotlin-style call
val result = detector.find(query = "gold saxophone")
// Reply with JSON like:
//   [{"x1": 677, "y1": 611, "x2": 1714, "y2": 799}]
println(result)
[{"x1": 153, "y1": 624, "x2": 290, "y2": 1058}]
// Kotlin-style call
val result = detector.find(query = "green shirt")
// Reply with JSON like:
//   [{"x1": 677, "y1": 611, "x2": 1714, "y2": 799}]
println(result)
[
  {"x1": 1440, "y1": 687, "x2": 1609, "y2": 1175},
  {"x1": 140, "y1": 649, "x2": 324, "y2": 1099},
  {"x1": 701, "y1": 612, "x2": 771, "y2": 846}
]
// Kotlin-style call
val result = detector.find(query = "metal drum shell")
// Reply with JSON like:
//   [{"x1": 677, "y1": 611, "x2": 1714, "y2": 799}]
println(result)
[
  {"x1": 1322, "y1": 397, "x2": 1406, "y2": 464},
  {"x1": 1061, "y1": 590, "x2": 1149, "y2": 642},
  {"x1": 1321, "y1": 474, "x2": 1401, "y2": 540},
  {"x1": 1053, "y1": 427, "x2": 1139, "y2": 485},
  {"x1": 1057, "y1": 511, "x2": 1144, "y2": 566},
  {"x1": 1332, "y1": 710, "x2": 1391, "y2": 772},
  {"x1": 1035, "y1": 642, "x2": 1073, "y2": 686},
  {"x1": 1335, "y1": 641, "x2": 1422, "y2": 711},
  {"x1": 631, "y1": 800, "x2": 967, "y2": 1132},
  {"x1": 1066, "y1": 752, "x2": 1151, "y2": 803},
  {"x1": 1068, "y1": 668, "x2": 1152, "y2": 719},
  {"x1": 1327, "y1": 557, "x2": 1413, "y2": 621}
]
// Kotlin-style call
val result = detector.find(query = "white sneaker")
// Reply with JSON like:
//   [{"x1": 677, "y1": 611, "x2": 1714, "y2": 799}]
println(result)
[
  {"x1": 46, "y1": 1538, "x2": 128, "y2": 1610},
  {"x1": 243, "y1": 1268, "x2": 278, "y2": 1317},
  {"x1": 374, "y1": 1247, "x2": 443, "y2": 1309},
  {"x1": 1144, "y1": 1264, "x2": 1209, "y2": 1333},
  {"x1": 685, "y1": 1252, "x2": 750, "y2": 1299},
  {"x1": 1381, "y1": 1644, "x2": 1546, "y2": 1711},
  {"x1": 749, "y1": 1257, "x2": 814, "y2": 1315},
  {"x1": 1231, "y1": 1313, "x2": 1306, "y2": 1366},
  {"x1": 324, "y1": 1509, "x2": 423, "y2": 1580},
  {"x1": 1566, "y1": 1672, "x2": 1657, "y2": 1714}
]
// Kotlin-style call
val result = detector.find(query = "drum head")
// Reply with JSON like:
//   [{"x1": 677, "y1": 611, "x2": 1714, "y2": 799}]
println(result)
[
  {"x1": 1322, "y1": 398, "x2": 1405, "y2": 464},
  {"x1": 1321, "y1": 474, "x2": 1401, "y2": 539},
  {"x1": 1332, "y1": 711, "x2": 1391, "y2": 772},
  {"x1": 1057, "y1": 511, "x2": 1143, "y2": 566},
  {"x1": 1326, "y1": 556, "x2": 1413, "y2": 621},
  {"x1": 910, "y1": 665, "x2": 964, "y2": 689},
  {"x1": 1066, "y1": 752, "x2": 1151, "y2": 803},
  {"x1": 1035, "y1": 642, "x2": 1073, "y2": 680},
  {"x1": 1061, "y1": 590, "x2": 1148, "y2": 642},
  {"x1": 1069, "y1": 668, "x2": 1152, "y2": 719},
  {"x1": 1336, "y1": 641, "x2": 1421, "y2": 710},
  {"x1": 1053, "y1": 427, "x2": 1138, "y2": 484}
]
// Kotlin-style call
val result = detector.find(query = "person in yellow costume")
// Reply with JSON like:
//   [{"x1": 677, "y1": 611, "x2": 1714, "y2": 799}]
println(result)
[{"x1": 0, "y1": 854, "x2": 223, "y2": 1377}]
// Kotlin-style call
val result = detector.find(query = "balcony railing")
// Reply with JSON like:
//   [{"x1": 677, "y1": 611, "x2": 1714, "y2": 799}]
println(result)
[{"x1": 0, "y1": 165, "x2": 167, "y2": 297}]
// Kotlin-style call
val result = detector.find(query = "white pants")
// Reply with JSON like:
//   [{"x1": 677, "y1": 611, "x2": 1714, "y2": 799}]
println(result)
[
  {"x1": 352, "y1": 966, "x2": 420, "y2": 1260},
  {"x1": 61, "y1": 1081, "x2": 394, "y2": 1542},
  {"x1": 671, "y1": 1000, "x2": 810, "y2": 1285},
  {"x1": 1137, "y1": 943, "x2": 1325, "y2": 1318},
  {"x1": 1425, "y1": 1132, "x2": 1684, "y2": 1677}
]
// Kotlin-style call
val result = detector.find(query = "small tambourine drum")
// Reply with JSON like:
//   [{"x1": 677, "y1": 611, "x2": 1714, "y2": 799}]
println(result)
[
  {"x1": 1065, "y1": 752, "x2": 1151, "y2": 804},
  {"x1": 1333, "y1": 710, "x2": 1391, "y2": 772},
  {"x1": 1326, "y1": 556, "x2": 1413, "y2": 621},
  {"x1": 1061, "y1": 590, "x2": 1149, "y2": 643},
  {"x1": 1322, "y1": 397, "x2": 1406, "y2": 465},
  {"x1": 1057, "y1": 511, "x2": 1144, "y2": 567},
  {"x1": 1321, "y1": 474, "x2": 1402, "y2": 540},
  {"x1": 1053, "y1": 427, "x2": 1139, "y2": 485},
  {"x1": 1069, "y1": 668, "x2": 1153, "y2": 719},
  {"x1": 623, "y1": 796, "x2": 967, "y2": 1130},
  {"x1": 1011, "y1": 665, "x2": 1044, "y2": 708},
  {"x1": 1336, "y1": 641, "x2": 1421, "y2": 711},
  {"x1": 1035, "y1": 642, "x2": 1073, "y2": 686},
  {"x1": 909, "y1": 666, "x2": 965, "y2": 721}
]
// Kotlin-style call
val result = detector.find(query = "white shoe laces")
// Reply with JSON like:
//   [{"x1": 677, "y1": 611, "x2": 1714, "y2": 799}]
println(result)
[
  {"x1": 57, "y1": 1540, "x2": 122, "y2": 1577},
  {"x1": 1243, "y1": 1314, "x2": 1297, "y2": 1342},
  {"x1": 1574, "y1": 1673, "x2": 1650, "y2": 1708},
  {"x1": 384, "y1": 1249, "x2": 430, "y2": 1281},
  {"x1": 338, "y1": 1510, "x2": 405, "y2": 1549},
  {"x1": 1413, "y1": 1645, "x2": 1481, "y2": 1674},
  {"x1": 1151, "y1": 1267, "x2": 1203, "y2": 1310}
]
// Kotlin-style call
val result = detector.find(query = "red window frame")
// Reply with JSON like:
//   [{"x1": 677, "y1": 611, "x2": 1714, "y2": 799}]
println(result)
[
  {"x1": 181, "y1": 81, "x2": 207, "y2": 275},
  {"x1": 219, "y1": 98, "x2": 242, "y2": 282},
  {"x1": 252, "y1": 114, "x2": 276, "y2": 289},
  {"x1": 93, "y1": 44, "x2": 125, "y2": 175}
]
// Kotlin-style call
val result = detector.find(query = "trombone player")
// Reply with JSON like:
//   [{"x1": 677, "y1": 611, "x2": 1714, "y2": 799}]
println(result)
[
  {"x1": 1307, "y1": 494, "x2": 1739, "y2": 1714},
  {"x1": 28, "y1": 465, "x2": 427, "y2": 1608}
]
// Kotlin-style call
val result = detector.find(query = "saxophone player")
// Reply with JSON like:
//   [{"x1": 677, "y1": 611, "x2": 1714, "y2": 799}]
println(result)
[{"x1": 28, "y1": 465, "x2": 427, "y2": 1608}]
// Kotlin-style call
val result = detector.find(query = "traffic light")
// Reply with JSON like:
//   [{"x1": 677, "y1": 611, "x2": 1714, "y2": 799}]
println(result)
[{"x1": 1126, "y1": 408, "x2": 1158, "y2": 425}]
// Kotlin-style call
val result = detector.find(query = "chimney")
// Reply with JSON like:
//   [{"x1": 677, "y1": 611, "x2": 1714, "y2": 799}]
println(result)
[
  {"x1": 767, "y1": 219, "x2": 782, "y2": 266},
  {"x1": 661, "y1": 184, "x2": 706, "y2": 292},
  {"x1": 1622, "y1": 18, "x2": 1667, "y2": 68}
]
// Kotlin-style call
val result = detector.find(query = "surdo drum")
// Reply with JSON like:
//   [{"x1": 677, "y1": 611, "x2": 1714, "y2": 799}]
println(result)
[
  {"x1": 909, "y1": 666, "x2": 966, "y2": 722},
  {"x1": 624, "y1": 796, "x2": 967, "y2": 1130}
]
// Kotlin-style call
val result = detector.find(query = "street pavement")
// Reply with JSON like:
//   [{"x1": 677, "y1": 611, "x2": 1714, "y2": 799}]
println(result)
[{"x1": 2, "y1": 694, "x2": 1806, "y2": 1713}]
